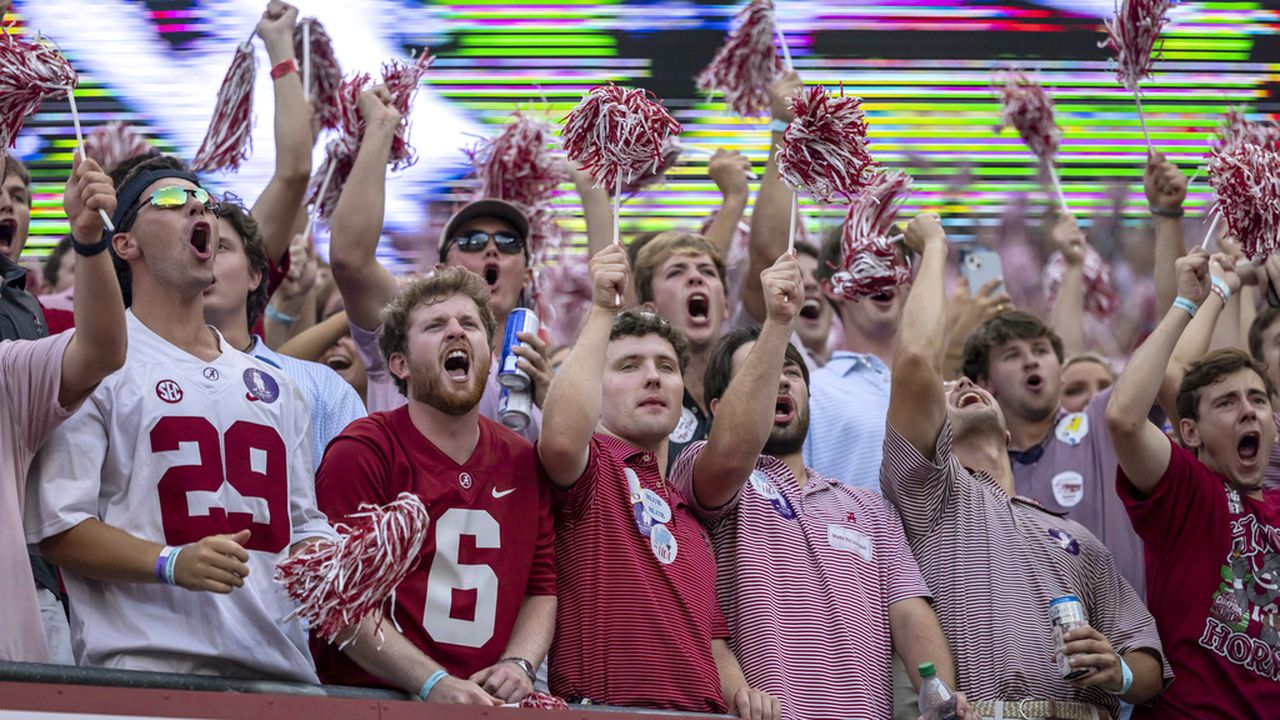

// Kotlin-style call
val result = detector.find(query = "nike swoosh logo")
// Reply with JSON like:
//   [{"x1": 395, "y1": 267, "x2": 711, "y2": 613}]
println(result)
[{"x1": 492, "y1": 487, "x2": 516, "y2": 499}]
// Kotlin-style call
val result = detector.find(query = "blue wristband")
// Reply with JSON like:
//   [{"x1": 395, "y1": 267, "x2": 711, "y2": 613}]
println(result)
[
  {"x1": 1117, "y1": 656, "x2": 1134, "y2": 695},
  {"x1": 418, "y1": 670, "x2": 448, "y2": 701},
  {"x1": 1172, "y1": 296, "x2": 1197, "y2": 318},
  {"x1": 154, "y1": 546, "x2": 176, "y2": 584},
  {"x1": 265, "y1": 305, "x2": 298, "y2": 325},
  {"x1": 164, "y1": 546, "x2": 183, "y2": 586},
  {"x1": 1210, "y1": 275, "x2": 1231, "y2": 302}
]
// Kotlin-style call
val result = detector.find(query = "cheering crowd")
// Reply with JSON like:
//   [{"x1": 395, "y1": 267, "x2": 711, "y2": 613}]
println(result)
[{"x1": 1, "y1": 2, "x2": 1278, "y2": 720}]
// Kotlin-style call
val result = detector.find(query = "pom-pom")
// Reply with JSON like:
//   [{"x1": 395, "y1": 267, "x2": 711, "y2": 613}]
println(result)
[
  {"x1": 1212, "y1": 108, "x2": 1280, "y2": 154},
  {"x1": 829, "y1": 170, "x2": 913, "y2": 299},
  {"x1": 0, "y1": 30, "x2": 78, "y2": 148},
  {"x1": 308, "y1": 141, "x2": 352, "y2": 221},
  {"x1": 275, "y1": 492, "x2": 430, "y2": 646},
  {"x1": 695, "y1": 0, "x2": 784, "y2": 118},
  {"x1": 1207, "y1": 141, "x2": 1280, "y2": 261},
  {"x1": 1100, "y1": 0, "x2": 1171, "y2": 91},
  {"x1": 561, "y1": 85, "x2": 682, "y2": 192},
  {"x1": 616, "y1": 136, "x2": 682, "y2": 197},
  {"x1": 192, "y1": 41, "x2": 257, "y2": 172},
  {"x1": 83, "y1": 121, "x2": 153, "y2": 174},
  {"x1": 519, "y1": 692, "x2": 569, "y2": 710},
  {"x1": 295, "y1": 18, "x2": 343, "y2": 129},
  {"x1": 775, "y1": 85, "x2": 876, "y2": 203},
  {"x1": 381, "y1": 52, "x2": 434, "y2": 171},
  {"x1": 465, "y1": 112, "x2": 568, "y2": 258},
  {"x1": 1043, "y1": 245, "x2": 1119, "y2": 320},
  {"x1": 995, "y1": 72, "x2": 1061, "y2": 163}
]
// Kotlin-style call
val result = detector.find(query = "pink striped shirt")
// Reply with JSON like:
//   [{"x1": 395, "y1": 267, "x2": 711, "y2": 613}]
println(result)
[
  {"x1": 547, "y1": 434, "x2": 729, "y2": 713},
  {"x1": 670, "y1": 441, "x2": 930, "y2": 720},
  {"x1": 879, "y1": 422, "x2": 1170, "y2": 718}
]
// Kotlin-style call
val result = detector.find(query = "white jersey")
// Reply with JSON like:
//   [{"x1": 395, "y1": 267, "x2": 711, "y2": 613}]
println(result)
[{"x1": 24, "y1": 312, "x2": 335, "y2": 683}]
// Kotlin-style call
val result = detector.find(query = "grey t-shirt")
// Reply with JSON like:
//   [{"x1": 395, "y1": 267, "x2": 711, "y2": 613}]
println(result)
[{"x1": 1009, "y1": 387, "x2": 1146, "y2": 598}]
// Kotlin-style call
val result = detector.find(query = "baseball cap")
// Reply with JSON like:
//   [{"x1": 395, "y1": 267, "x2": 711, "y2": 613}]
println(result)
[{"x1": 438, "y1": 198, "x2": 531, "y2": 263}]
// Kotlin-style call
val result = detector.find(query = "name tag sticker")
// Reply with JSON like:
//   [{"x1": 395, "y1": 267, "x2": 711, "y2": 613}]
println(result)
[{"x1": 828, "y1": 524, "x2": 873, "y2": 562}]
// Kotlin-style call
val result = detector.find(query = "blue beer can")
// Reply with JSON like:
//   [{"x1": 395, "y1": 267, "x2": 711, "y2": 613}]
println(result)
[{"x1": 498, "y1": 308, "x2": 540, "y2": 392}]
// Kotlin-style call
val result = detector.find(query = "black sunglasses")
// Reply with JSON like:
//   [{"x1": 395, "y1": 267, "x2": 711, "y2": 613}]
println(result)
[{"x1": 449, "y1": 230, "x2": 525, "y2": 255}]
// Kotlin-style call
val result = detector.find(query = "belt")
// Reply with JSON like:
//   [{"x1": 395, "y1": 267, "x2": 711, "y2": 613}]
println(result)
[{"x1": 968, "y1": 699, "x2": 1111, "y2": 720}]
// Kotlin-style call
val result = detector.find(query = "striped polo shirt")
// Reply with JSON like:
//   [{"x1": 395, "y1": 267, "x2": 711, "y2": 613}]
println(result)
[
  {"x1": 670, "y1": 441, "x2": 930, "y2": 720},
  {"x1": 879, "y1": 421, "x2": 1170, "y2": 718},
  {"x1": 547, "y1": 434, "x2": 729, "y2": 713}
]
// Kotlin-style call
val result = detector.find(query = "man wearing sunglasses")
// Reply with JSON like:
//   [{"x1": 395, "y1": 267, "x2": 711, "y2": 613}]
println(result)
[
  {"x1": 328, "y1": 87, "x2": 551, "y2": 438},
  {"x1": 26, "y1": 155, "x2": 335, "y2": 682}
]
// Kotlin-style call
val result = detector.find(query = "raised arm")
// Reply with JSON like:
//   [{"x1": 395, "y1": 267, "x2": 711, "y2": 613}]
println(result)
[
  {"x1": 1158, "y1": 253, "x2": 1240, "y2": 421},
  {"x1": 250, "y1": 1, "x2": 314, "y2": 263},
  {"x1": 742, "y1": 72, "x2": 803, "y2": 324},
  {"x1": 888, "y1": 214, "x2": 950, "y2": 458},
  {"x1": 1145, "y1": 153, "x2": 1188, "y2": 314},
  {"x1": 691, "y1": 253, "x2": 800, "y2": 509},
  {"x1": 60, "y1": 153, "x2": 126, "y2": 407},
  {"x1": 537, "y1": 243, "x2": 629, "y2": 487},
  {"x1": 1048, "y1": 213, "x2": 1087, "y2": 356},
  {"x1": 702, "y1": 149, "x2": 751, "y2": 258},
  {"x1": 568, "y1": 161, "x2": 615, "y2": 258},
  {"x1": 278, "y1": 309, "x2": 349, "y2": 362},
  {"x1": 1106, "y1": 251, "x2": 1211, "y2": 494},
  {"x1": 328, "y1": 86, "x2": 401, "y2": 331}
]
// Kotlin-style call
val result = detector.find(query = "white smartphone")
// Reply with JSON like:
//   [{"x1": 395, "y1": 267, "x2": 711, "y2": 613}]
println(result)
[{"x1": 959, "y1": 247, "x2": 1005, "y2": 294}]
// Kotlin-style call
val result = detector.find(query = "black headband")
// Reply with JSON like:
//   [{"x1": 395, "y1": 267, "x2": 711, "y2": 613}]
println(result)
[{"x1": 105, "y1": 168, "x2": 203, "y2": 244}]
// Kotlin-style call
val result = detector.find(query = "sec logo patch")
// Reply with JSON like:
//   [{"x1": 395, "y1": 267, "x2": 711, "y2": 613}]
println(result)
[{"x1": 155, "y1": 380, "x2": 183, "y2": 404}]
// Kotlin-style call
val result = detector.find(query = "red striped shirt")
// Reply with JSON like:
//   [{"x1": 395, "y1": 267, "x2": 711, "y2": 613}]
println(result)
[
  {"x1": 547, "y1": 434, "x2": 728, "y2": 713},
  {"x1": 879, "y1": 422, "x2": 1170, "y2": 718},
  {"x1": 671, "y1": 441, "x2": 930, "y2": 720}
]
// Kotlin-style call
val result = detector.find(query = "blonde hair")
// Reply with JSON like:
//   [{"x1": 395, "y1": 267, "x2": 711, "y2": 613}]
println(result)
[
  {"x1": 378, "y1": 266, "x2": 497, "y2": 395},
  {"x1": 632, "y1": 231, "x2": 726, "y2": 304}
]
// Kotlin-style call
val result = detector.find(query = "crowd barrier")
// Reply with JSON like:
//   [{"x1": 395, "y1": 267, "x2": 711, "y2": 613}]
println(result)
[{"x1": 0, "y1": 662, "x2": 734, "y2": 720}]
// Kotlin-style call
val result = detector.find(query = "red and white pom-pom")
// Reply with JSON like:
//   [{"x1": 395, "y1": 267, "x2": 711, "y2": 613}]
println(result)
[
  {"x1": 0, "y1": 30, "x2": 78, "y2": 148},
  {"x1": 1208, "y1": 141, "x2": 1280, "y2": 261},
  {"x1": 695, "y1": 0, "x2": 784, "y2": 117},
  {"x1": 537, "y1": 251, "x2": 595, "y2": 348},
  {"x1": 561, "y1": 85, "x2": 682, "y2": 191},
  {"x1": 1100, "y1": 0, "x2": 1171, "y2": 91},
  {"x1": 829, "y1": 170, "x2": 913, "y2": 299},
  {"x1": 308, "y1": 141, "x2": 354, "y2": 220},
  {"x1": 192, "y1": 41, "x2": 257, "y2": 172},
  {"x1": 1043, "y1": 245, "x2": 1119, "y2": 320},
  {"x1": 1212, "y1": 108, "x2": 1280, "y2": 154},
  {"x1": 295, "y1": 18, "x2": 343, "y2": 129},
  {"x1": 466, "y1": 113, "x2": 567, "y2": 209},
  {"x1": 381, "y1": 52, "x2": 434, "y2": 171},
  {"x1": 519, "y1": 692, "x2": 569, "y2": 710},
  {"x1": 996, "y1": 72, "x2": 1061, "y2": 163},
  {"x1": 83, "y1": 121, "x2": 153, "y2": 173},
  {"x1": 776, "y1": 85, "x2": 876, "y2": 203},
  {"x1": 275, "y1": 492, "x2": 430, "y2": 646}
]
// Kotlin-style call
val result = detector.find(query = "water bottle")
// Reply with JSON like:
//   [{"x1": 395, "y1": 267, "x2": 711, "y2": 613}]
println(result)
[{"x1": 917, "y1": 662, "x2": 959, "y2": 720}]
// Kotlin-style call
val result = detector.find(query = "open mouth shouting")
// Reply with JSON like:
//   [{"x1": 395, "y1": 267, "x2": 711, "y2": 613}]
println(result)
[
  {"x1": 443, "y1": 346, "x2": 473, "y2": 383},
  {"x1": 1025, "y1": 373, "x2": 1045, "y2": 394},
  {"x1": 774, "y1": 394, "x2": 795, "y2": 424},
  {"x1": 869, "y1": 289, "x2": 896, "y2": 307},
  {"x1": 187, "y1": 220, "x2": 213, "y2": 260},
  {"x1": 0, "y1": 218, "x2": 16, "y2": 256},
  {"x1": 953, "y1": 389, "x2": 989, "y2": 410},
  {"x1": 324, "y1": 352, "x2": 353, "y2": 372},
  {"x1": 1237, "y1": 430, "x2": 1262, "y2": 466},
  {"x1": 687, "y1": 292, "x2": 710, "y2": 326},
  {"x1": 483, "y1": 263, "x2": 500, "y2": 288},
  {"x1": 799, "y1": 298, "x2": 822, "y2": 321}
]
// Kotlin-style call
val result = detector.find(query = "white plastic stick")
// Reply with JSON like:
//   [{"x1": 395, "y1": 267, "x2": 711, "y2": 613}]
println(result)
[
  {"x1": 613, "y1": 175, "x2": 622, "y2": 307},
  {"x1": 1133, "y1": 89, "x2": 1153, "y2": 156},
  {"x1": 787, "y1": 193, "x2": 797, "y2": 253},
  {"x1": 65, "y1": 88, "x2": 114, "y2": 231},
  {"x1": 302, "y1": 21, "x2": 312, "y2": 103},
  {"x1": 303, "y1": 153, "x2": 338, "y2": 241},
  {"x1": 1201, "y1": 213, "x2": 1222, "y2": 251},
  {"x1": 1045, "y1": 161, "x2": 1069, "y2": 216},
  {"x1": 775, "y1": 11, "x2": 793, "y2": 71}
]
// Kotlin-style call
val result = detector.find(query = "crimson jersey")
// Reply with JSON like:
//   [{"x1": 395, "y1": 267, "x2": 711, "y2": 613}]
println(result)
[{"x1": 313, "y1": 407, "x2": 556, "y2": 686}]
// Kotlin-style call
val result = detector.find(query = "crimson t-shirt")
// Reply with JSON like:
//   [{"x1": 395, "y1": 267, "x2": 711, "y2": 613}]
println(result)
[
  {"x1": 312, "y1": 407, "x2": 556, "y2": 687},
  {"x1": 1118, "y1": 437, "x2": 1280, "y2": 719}
]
